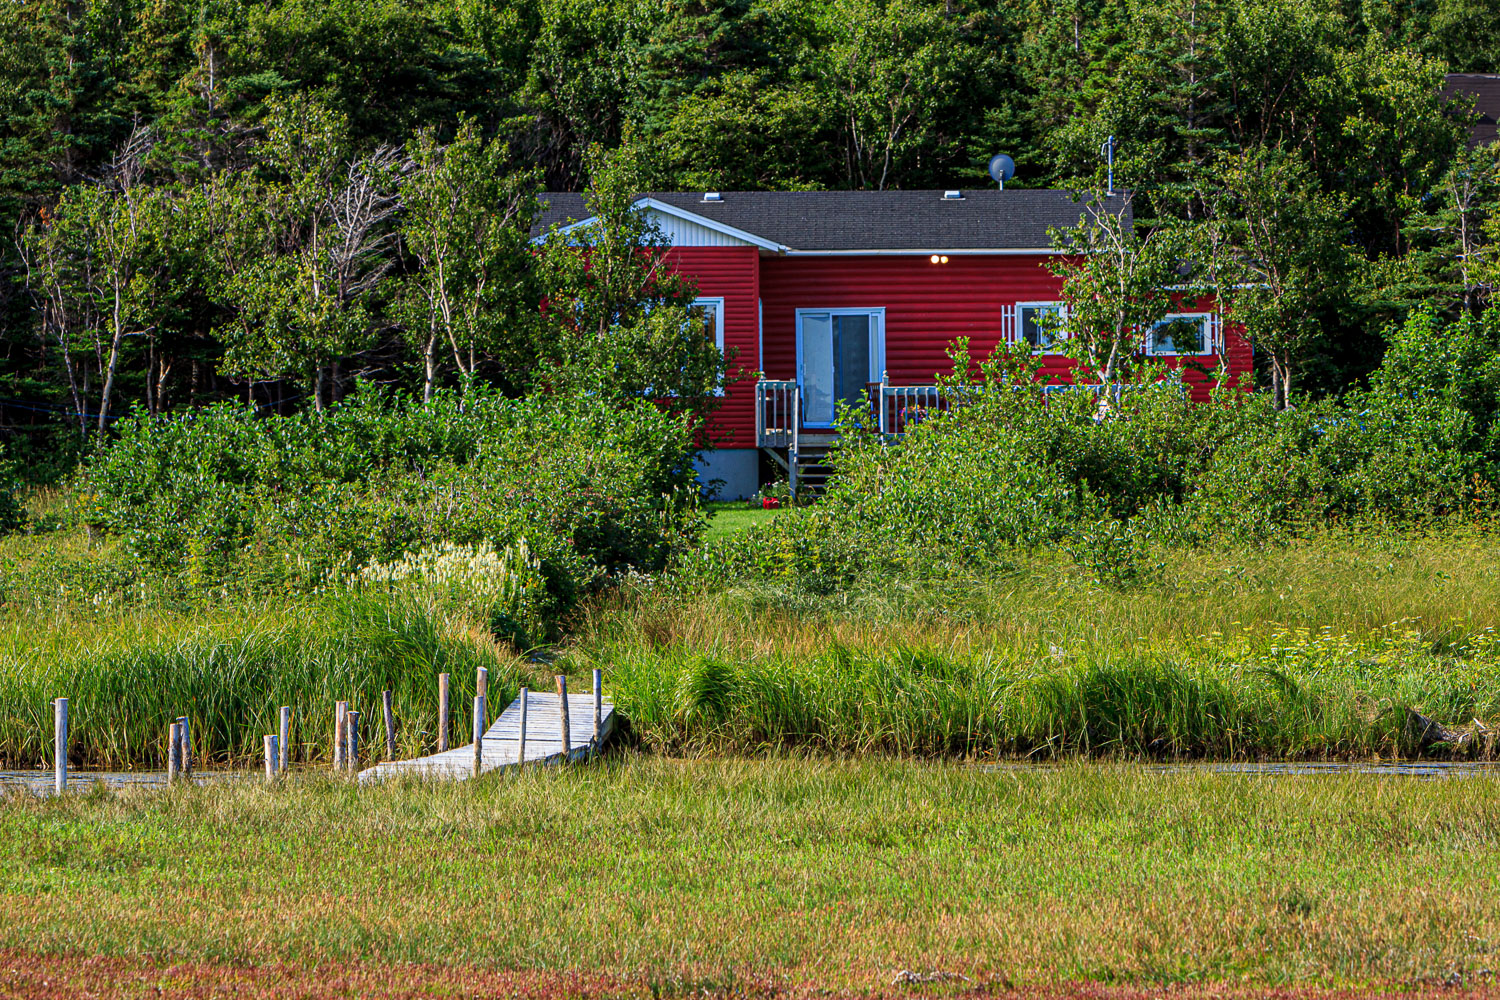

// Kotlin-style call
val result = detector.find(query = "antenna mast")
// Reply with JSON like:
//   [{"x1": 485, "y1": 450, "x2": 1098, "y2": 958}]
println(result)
[{"x1": 1100, "y1": 136, "x2": 1115, "y2": 195}]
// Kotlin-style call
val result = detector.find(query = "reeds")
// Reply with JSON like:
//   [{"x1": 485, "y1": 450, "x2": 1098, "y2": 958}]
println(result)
[
  {"x1": 571, "y1": 530, "x2": 1500, "y2": 760},
  {"x1": 0, "y1": 593, "x2": 517, "y2": 768}
]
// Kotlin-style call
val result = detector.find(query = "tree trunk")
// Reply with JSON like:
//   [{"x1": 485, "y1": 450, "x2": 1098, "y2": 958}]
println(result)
[{"x1": 96, "y1": 285, "x2": 126, "y2": 441}]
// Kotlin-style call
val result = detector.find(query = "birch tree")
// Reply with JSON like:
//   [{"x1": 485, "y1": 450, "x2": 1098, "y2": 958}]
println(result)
[
  {"x1": 1199, "y1": 148, "x2": 1351, "y2": 409},
  {"x1": 397, "y1": 121, "x2": 539, "y2": 400},
  {"x1": 218, "y1": 95, "x2": 401, "y2": 408},
  {"x1": 1046, "y1": 191, "x2": 1187, "y2": 384}
]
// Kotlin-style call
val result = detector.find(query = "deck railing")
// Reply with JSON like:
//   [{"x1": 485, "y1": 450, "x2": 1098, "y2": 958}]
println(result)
[
  {"x1": 756, "y1": 380, "x2": 799, "y2": 448},
  {"x1": 755, "y1": 377, "x2": 1188, "y2": 451},
  {"x1": 874, "y1": 378, "x2": 945, "y2": 435}
]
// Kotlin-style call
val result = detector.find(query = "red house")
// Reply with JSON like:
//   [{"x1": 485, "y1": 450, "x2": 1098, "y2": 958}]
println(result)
[{"x1": 538, "y1": 190, "x2": 1250, "y2": 499}]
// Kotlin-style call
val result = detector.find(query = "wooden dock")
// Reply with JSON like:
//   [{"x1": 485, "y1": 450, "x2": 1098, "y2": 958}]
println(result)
[{"x1": 357, "y1": 689, "x2": 615, "y2": 784}]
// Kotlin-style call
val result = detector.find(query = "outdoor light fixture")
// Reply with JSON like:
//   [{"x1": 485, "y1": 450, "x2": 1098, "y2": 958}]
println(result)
[{"x1": 930, "y1": 255, "x2": 950, "y2": 264}]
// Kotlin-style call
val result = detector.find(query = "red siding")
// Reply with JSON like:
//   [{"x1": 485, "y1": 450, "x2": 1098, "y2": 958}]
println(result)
[
  {"x1": 665, "y1": 246, "x2": 761, "y2": 448},
  {"x1": 665, "y1": 251, "x2": 1253, "y2": 446},
  {"x1": 757, "y1": 254, "x2": 1250, "y2": 404}
]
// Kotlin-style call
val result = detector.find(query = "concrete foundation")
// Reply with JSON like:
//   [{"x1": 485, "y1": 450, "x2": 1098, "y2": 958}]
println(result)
[{"x1": 694, "y1": 448, "x2": 760, "y2": 500}]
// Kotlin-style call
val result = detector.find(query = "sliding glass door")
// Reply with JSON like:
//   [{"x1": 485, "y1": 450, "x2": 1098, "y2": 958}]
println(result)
[{"x1": 796, "y1": 309, "x2": 884, "y2": 427}]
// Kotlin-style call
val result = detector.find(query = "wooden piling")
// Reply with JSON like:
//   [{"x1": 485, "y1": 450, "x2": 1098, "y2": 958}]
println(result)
[
  {"x1": 593, "y1": 669, "x2": 603, "y2": 742},
  {"x1": 472, "y1": 695, "x2": 485, "y2": 777},
  {"x1": 382, "y1": 690, "x2": 396, "y2": 760},
  {"x1": 476, "y1": 677, "x2": 487, "y2": 734},
  {"x1": 278, "y1": 706, "x2": 291, "y2": 771},
  {"x1": 264, "y1": 734, "x2": 278, "y2": 782},
  {"x1": 476, "y1": 667, "x2": 488, "y2": 704},
  {"x1": 437, "y1": 673, "x2": 450, "y2": 752},
  {"x1": 347, "y1": 711, "x2": 360, "y2": 773},
  {"x1": 178, "y1": 716, "x2": 192, "y2": 778},
  {"x1": 334, "y1": 702, "x2": 348, "y2": 772},
  {"x1": 167, "y1": 721, "x2": 181, "y2": 784},
  {"x1": 53, "y1": 698, "x2": 67, "y2": 794},
  {"x1": 517, "y1": 687, "x2": 528, "y2": 767},
  {"x1": 556, "y1": 675, "x2": 570, "y2": 758}
]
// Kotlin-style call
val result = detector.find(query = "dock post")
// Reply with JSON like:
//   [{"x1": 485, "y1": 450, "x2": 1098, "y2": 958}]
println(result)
[
  {"x1": 472, "y1": 695, "x2": 486, "y2": 778},
  {"x1": 517, "y1": 687, "x2": 528, "y2": 767},
  {"x1": 278, "y1": 706, "x2": 291, "y2": 771},
  {"x1": 264, "y1": 734, "x2": 278, "y2": 783},
  {"x1": 52, "y1": 698, "x2": 67, "y2": 794},
  {"x1": 167, "y1": 721, "x2": 181, "y2": 784},
  {"x1": 178, "y1": 716, "x2": 192, "y2": 777},
  {"x1": 382, "y1": 690, "x2": 396, "y2": 760},
  {"x1": 347, "y1": 711, "x2": 360, "y2": 773},
  {"x1": 437, "y1": 673, "x2": 450, "y2": 752},
  {"x1": 556, "y1": 675, "x2": 570, "y2": 759},
  {"x1": 593, "y1": 669, "x2": 602, "y2": 743},
  {"x1": 334, "y1": 702, "x2": 347, "y2": 772},
  {"x1": 476, "y1": 673, "x2": 487, "y2": 733}
]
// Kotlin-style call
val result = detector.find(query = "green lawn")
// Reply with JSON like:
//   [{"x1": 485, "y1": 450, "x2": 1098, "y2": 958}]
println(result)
[
  {"x1": 3, "y1": 757, "x2": 1496, "y2": 991},
  {"x1": 703, "y1": 501, "x2": 781, "y2": 540}
]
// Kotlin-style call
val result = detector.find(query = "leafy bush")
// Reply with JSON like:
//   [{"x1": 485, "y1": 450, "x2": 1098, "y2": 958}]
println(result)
[
  {"x1": 693, "y1": 316, "x2": 1500, "y2": 591},
  {"x1": 75, "y1": 387, "x2": 705, "y2": 633}
]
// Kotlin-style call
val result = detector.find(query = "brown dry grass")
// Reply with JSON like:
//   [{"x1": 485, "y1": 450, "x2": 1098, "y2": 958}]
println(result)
[
  {"x1": 2, "y1": 950, "x2": 1496, "y2": 1000},
  {"x1": 2, "y1": 759, "x2": 1498, "y2": 993}
]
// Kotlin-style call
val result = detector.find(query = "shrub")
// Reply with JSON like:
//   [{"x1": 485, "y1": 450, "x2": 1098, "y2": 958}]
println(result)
[
  {"x1": 75, "y1": 387, "x2": 705, "y2": 633},
  {"x1": 694, "y1": 322, "x2": 1500, "y2": 591}
]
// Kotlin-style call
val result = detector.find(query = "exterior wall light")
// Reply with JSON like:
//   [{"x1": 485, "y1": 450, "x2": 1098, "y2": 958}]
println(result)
[
  {"x1": 930, "y1": 255, "x2": 940, "y2": 263},
  {"x1": 929, "y1": 255, "x2": 950, "y2": 264}
]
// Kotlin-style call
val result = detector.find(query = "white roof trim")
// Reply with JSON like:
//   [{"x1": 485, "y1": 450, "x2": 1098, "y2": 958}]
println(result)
[
  {"x1": 539, "y1": 197, "x2": 789, "y2": 253},
  {"x1": 635, "y1": 197, "x2": 788, "y2": 252},
  {"x1": 782, "y1": 248, "x2": 1060, "y2": 256}
]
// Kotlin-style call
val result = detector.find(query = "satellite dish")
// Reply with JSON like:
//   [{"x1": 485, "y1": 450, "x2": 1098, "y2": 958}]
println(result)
[{"x1": 988, "y1": 154, "x2": 1016, "y2": 187}]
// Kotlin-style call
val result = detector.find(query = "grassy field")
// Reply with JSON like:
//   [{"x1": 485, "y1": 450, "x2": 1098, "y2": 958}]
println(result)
[
  {"x1": 567, "y1": 529, "x2": 1500, "y2": 759},
  {"x1": 3, "y1": 756, "x2": 1497, "y2": 994},
  {"x1": 3, "y1": 525, "x2": 1499, "y2": 766}
]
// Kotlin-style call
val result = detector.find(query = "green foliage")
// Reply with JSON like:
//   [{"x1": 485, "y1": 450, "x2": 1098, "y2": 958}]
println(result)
[
  {"x1": 534, "y1": 142, "x2": 734, "y2": 421},
  {"x1": 75, "y1": 387, "x2": 705, "y2": 628},
  {"x1": 604, "y1": 634, "x2": 1500, "y2": 759},
  {"x1": 0, "y1": 592, "x2": 512, "y2": 768},
  {"x1": 691, "y1": 320, "x2": 1500, "y2": 589}
]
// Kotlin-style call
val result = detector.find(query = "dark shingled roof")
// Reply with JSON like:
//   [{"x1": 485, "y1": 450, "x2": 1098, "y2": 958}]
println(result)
[
  {"x1": 534, "y1": 189, "x2": 1129, "y2": 252},
  {"x1": 1443, "y1": 74, "x2": 1500, "y2": 148}
]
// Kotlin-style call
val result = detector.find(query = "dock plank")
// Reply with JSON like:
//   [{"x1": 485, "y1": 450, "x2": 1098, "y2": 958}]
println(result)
[{"x1": 358, "y1": 691, "x2": 613, "y2": 784}]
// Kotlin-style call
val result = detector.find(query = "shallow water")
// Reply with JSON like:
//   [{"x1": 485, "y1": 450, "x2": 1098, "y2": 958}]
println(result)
[
  {"x1": 0, "y1": 769, "x2": 248, "y2": 795},
  {"x1": 982, "y1": 760, "x2": 1500, "y2": 778},
  {"x1": 4, "y1": 759, "x2": 1499, "y2": 796}
]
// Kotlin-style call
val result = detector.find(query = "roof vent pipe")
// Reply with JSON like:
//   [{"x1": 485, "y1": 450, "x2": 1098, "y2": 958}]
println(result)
[
  {"x1": 703, "y1": 191, "x2": 723, "y2": 202},
  {"x1": 942, "y1": 190, "x2": 963, "y2": 200}
]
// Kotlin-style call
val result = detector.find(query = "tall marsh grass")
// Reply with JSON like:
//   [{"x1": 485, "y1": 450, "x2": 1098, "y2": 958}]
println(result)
[
  {"x1": 602, "y1": 642, "x2": 1498, "y2": 757},
  {"x1": 0, "y1": 594, "x2": 517, "y2": 768},
  {"x1": 572, "y1": 532, "x2": 1500, "y2": 759}
]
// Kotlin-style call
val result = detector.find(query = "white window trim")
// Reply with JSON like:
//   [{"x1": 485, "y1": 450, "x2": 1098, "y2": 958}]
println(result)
[
  {"x1": 691, "y1": 296, "x2": 727, "y2": 396},
  {"x1": 1017, "y1": 301, "x2": 1069, "y2": 355},
  {"x1": 1147, "y1": 311, "x2": 1215, "y2": 357},
  {"x1": 794, "y1": 307, "x2": 886, "y2": 428}
]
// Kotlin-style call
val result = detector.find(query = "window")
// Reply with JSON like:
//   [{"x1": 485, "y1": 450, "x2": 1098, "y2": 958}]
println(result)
[
  {"x1": 689, "y1": 297, "x2": 725, "y2": 354},
  {"x1": 687, "y1": 297, "x2": 726, "y2": 395},
  {"x1": 1018, "y1": 302, "x2": 1067, "y2": 353},
  {"x1": 1147, "y1": 313, "x2": 1213, "y2": 356}
]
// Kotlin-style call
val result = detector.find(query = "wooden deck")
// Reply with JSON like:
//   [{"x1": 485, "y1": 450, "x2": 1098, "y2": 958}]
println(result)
[{"x1": 357, "y1": 690, "x2": 615, "y2": 784}]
